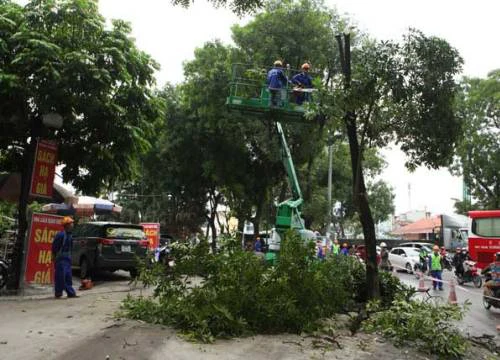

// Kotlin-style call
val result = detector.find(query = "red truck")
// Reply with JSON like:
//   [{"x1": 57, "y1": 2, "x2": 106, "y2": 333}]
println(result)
[{"x1": 468, "y1": 210, "x2": 500, "y2": 269}]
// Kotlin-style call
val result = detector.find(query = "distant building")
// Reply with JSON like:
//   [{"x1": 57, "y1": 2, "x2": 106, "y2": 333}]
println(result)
[
  {"x1": 392, "y1": 210, "x2": 429, "y2": 231},
  {"x1": 392, "y1": 215, "x2": 441, "y2": 241},
  {"x1": 391, "y1": 213, "x2": 468, "y2": 248}
]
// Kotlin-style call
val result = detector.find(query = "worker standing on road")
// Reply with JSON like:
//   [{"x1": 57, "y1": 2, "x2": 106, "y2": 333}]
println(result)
[
  {"x1": 340, "y1": 242, "x2": 349, "y2": 256},
  {"x1": 429, "y1": 245, "x2": 444, "y2": 291},
  {"x1": 379, "y1": 242, "x2": 392, "y2": 272},
  {"x1": 316, "y1": 239, "x2": 325, "y2": 260},
  {"x1": 267, "y1": 60, "x2": 288, "y2": 107},
  {"x1": 331, "y1": 239, "x2": 340, "y2": 255},
  {"x1": 51, "y1": 216, "x2": 77, "y2": 298},
  {"x1": 254, "y1": 237, "x2": 263, "y2": 252},
  {"x1": 291, "y1": 63, "x2": 313, "y2": 105}
]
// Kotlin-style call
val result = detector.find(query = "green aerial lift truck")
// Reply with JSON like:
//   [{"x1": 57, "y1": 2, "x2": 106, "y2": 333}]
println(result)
[{"x1": 226, "y1": 63, "x2": 317, "y2": 255}]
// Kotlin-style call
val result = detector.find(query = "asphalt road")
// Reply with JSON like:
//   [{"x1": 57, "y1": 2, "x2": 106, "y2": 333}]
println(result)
[{"x1": 393, "y1": 268, "x2": 500, "y2": 337}]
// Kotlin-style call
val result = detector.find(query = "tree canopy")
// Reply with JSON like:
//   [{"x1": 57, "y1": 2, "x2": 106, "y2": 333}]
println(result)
[
  {"x1": 452, "y1": 70, "x2": 500, "y2": 209},
  {"x1": 0, "y1": 0, "x2": 162, "y2": 194},
  {"x1": 172, "y1": 0, "x2": 264, "y2": 16}
]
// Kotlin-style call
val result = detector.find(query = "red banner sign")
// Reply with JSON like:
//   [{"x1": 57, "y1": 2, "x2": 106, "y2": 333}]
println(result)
[
  {"x1": 141, "y1": 223, "x2": 160, "y2": 249},
  {"x1": 24, "y1": 213, "x2": 63, "y2": 285},
  {"x1": 30, "y1": 139, "x2": 58, "y2": 198}
]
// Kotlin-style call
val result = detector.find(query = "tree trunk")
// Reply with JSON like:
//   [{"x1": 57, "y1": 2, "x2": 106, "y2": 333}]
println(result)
[
  {"x1": 207, "y1": 190, "x2": 221, "y2": 253},
  {"x1": 253, "y1": 196, "x2": 265, "y2": 239},
  {"x1": 7, "y1": 117, "x2": 41, "y2": 290},
  {"x1": 345, "y1": 114, "x2": 379, "y2": 299},
  {"x1": 338, "y1": 33, "x2": 379, "y2": 299}
]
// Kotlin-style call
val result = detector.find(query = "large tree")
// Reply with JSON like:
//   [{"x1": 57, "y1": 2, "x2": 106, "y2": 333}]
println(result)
[
  {"x1": 172, "y1": 0, "x2": 264, "y2": 16},
  {"x1": 0, "y1": 0, "x2": 161, "y2": 289},
  {"x1": 323, "y1": 30, "x2": 463, "y2": 299},
  {"x1": 452, "y1": 70, "x2": 500, "y2": 209}
]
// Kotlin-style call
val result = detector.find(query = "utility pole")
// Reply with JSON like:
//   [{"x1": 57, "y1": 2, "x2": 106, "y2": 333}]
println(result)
[{"x1": 327, "y1": 131, "x2": 334, "y2": 238}]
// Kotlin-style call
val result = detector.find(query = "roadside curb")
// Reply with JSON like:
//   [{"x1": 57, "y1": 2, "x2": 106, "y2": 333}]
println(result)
[{"x1": 0, "y1": 285, "x2": 145, "y2": 301}]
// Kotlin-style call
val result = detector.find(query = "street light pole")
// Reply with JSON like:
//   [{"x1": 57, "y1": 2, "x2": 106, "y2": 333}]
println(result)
[{"x1": 327, "y1": 131, "x2": 333, "y2": 238}]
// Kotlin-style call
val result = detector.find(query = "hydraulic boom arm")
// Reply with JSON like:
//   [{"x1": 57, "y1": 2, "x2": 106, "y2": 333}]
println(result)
[{"x1": 275, "y1": 122, "x2": 305, "y2": 232}]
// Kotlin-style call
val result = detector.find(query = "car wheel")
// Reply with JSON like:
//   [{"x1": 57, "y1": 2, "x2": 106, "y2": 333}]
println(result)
[
  {"x1": 0, "y1": 262, "x2": 8, "y2": 290},
  {"x1": 129, "y1": 268, "x2": 139, "y2": 279},
  {"x1": 483, "y1": 296, "x2": 492, "y2": 310},
  {"x1": 406, "y1": 263, "x2": 413, "y2": 274},
  {"x1": 80, "y1": 257, "x2": 91, "y2": 279}
]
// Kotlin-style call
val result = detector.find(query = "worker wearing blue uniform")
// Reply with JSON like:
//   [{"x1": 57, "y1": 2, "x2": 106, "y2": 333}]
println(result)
[
  {"x1": 291, "y1": 63, "x2": 313, "y2": 105},
  {"x1": 267, "y1": 60, "x2": 288, "y2": 106},
  {"x1": 52, "y1": 216, "x2": 77, "y2": 298}
]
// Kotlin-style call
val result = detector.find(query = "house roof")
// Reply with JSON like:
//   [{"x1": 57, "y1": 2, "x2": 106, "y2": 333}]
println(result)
[{"x1": 392, "y1": 216, "x2": 441, "y2": 235}]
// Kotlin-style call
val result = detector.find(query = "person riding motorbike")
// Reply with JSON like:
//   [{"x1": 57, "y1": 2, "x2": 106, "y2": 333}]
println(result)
[
  {"x1": 379, "y1": 242, "x2": 392, "y2": 272},
  {"x1": 482, "y1": 252, "x2": 500, "y2": 291},
  {"x1": 440, "y1": 246, "x2": 446, "y2": 257},
  {"x1": 418, "y1": 247, "x2": 429, "y2": 273},
  {"x1": 461, "y1": 249, "x2": 473, "y2": 273},
  {"x1": 453, "y1": 247, "x2": 465, "y2": 277}
]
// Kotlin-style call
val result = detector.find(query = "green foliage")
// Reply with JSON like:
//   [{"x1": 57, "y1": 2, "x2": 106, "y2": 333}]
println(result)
[
  {"x1": 232, "y1": 0, "x2": 342, "y2": 70},
  {"x1": 172, "y1": 0, "x2": 264, "y2": 16},
  {"x1": 0, "y1": 200, "x2": 16, "y2": 233},
  {"x1": 122, "y1": 232, "x2": 388, "y2": 342},
  {"x1": 363, "y1": 295, "x2": 469, "y2": 358},
  {"x1": 452, "y1": 70, "x2": 500, "y2": 209}
]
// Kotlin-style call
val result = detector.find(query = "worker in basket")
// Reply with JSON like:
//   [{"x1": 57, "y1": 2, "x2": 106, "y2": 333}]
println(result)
[
  {"x1": 266, "y1": 60, "x2": 288, "y2": 107},
  {"x1": 291, "y1": 63, "x2": 313, "y2": 105}
]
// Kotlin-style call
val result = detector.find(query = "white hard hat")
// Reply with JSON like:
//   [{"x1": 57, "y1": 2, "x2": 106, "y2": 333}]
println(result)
[{"x1": 380, "y1": 242, "x2": 387, "y2": 248}]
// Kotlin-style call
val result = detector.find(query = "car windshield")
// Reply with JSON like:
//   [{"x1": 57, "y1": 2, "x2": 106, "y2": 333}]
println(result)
[
  {"x1": 105, "y1": 226, "x2": 144, "y2": 239},
  {"x1": 421, "y1": 246, "x2": 432, "y2": 253},
  {"x1": 404, "y1": 249, "x2": 420, "y2": 257}
]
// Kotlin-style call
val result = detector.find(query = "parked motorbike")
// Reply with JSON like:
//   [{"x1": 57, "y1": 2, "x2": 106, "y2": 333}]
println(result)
[
  {"x1": 156, "y1": 239, "x2": 175, "y2": 271},
  {"x1": 482, "y1": 271, "x2": 500, "y2": 310},
  {"x1": 456, "y1": 260, "x2": 482, "y2": 288},
  {"x1": 413, "y1": 258, "x2": 428, "y2": 278}
]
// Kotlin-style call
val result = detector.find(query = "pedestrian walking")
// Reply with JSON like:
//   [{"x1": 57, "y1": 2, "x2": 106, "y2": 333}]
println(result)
[
  {"x1": 429, "y1": 245, "x2": 444, "y2": 291},
  {"x1": 52, "y1": 216, "x2": 77, "y2": 298}
]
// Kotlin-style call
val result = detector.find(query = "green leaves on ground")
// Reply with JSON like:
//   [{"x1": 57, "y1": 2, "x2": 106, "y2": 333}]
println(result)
[
  {"x1": 122, "y1": 232, "x2": 400, "y2": 342},
  {"x1": 363, "y1": 296, "x2": 469, "y2": 358}
]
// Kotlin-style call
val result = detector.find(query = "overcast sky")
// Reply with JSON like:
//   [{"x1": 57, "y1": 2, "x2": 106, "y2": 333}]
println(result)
[{"x1": 75, "y1": 1, "x2": 500, "y2": 215}]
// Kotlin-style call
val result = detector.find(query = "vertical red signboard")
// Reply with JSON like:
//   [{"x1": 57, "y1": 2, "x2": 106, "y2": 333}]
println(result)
[
  {"x1": 30, "y1": 139, "x2": 58, "y2": 198},
  {"x1": 141, "y1": 223, "x2": 160, "y2": 250},
  {"x1": 24, "y1": 213, "x2": 63, "y2": 285}
]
